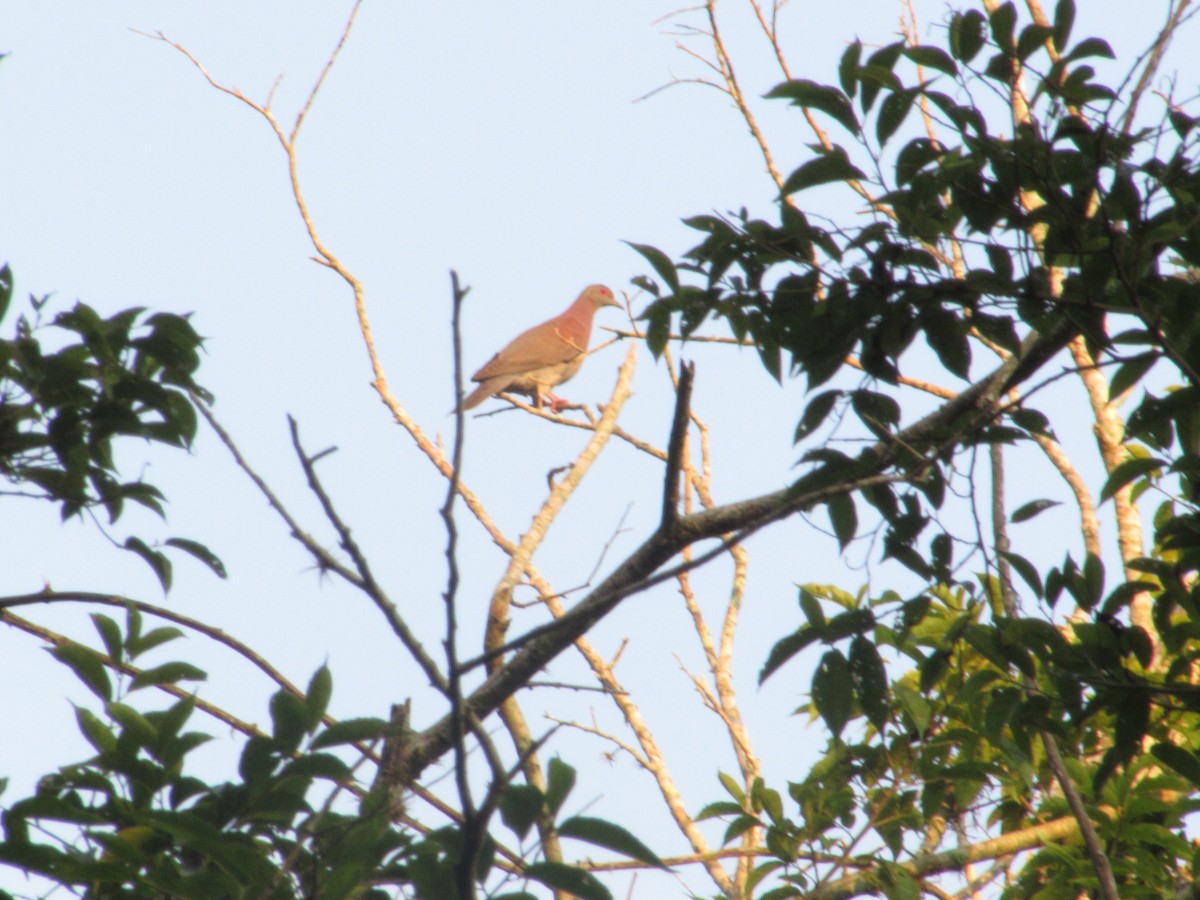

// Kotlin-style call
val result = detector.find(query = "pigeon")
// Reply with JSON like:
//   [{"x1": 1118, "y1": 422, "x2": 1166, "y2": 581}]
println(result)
[{"x1": 459, "y1": 284, "x2": 620, "y2": 412}]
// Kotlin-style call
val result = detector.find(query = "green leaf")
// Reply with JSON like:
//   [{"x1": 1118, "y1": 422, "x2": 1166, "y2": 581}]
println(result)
[
  {"x1": 1066, "y1": 37, "x2": 1115, "y2": 61},
  {"x1": 1015, "y1": 24, "x2": 1055, "y2": 61},
  {"x1": 759, "y1": 627, "x2": 820, "y2": 684},
  {"x1": 128, "y1": 625, "x2": 184, "y2": 658},
  {"x1": 305, "y1": 664, "x2": 333, "y2": 732},
  {"x1": 1151, "y1": 741, "x2": 1200, "y2": 788},
  {"x1": 876, "y1": 89, "x2": 915, "y2": 146},
  {"x1": 129, "y1": 661, "x2": 207, "y2": 691},
  {"x1": 499, "y1": 784, "x2": 544, "y2": 840},
  {"x1": 1100, "y1": 456, "x2": 1164, "y2": 502},
  {"x1": 849, "y1": 637, "x2": 889, "y2": 730},
  {"x1": 106, "y1": 701, "x2": 158, "y2": 747},
  {"x1": 558, "y1": 816, "x2": 667, "y2": 869},
  {"x1": 949, "y1": 10, "x2": 987, "y2": 61},
  {"x1": 1108, "y1": 354, "x2": 1158, "y2": 400},
  {"x1": 0, "y1": 264, "x2": 12, "y2": 323},
  {"x1": 164, "y1": 537, "x2": 227, "y2": 579},
  {"x1": 794, "y1": 390, "x2": 842, "y2": 442},
  {"x1": 625, "y1": 242, "x2": 679, "y2": 293},
  {"x1": 827, "y1": 493, "x2": 857, "y2": 550},
  {"x1": 545, "y1": 757, "x2": 576, "y2": 817},
  {"x1": 766, "y1": 79, "x2": 859, "y2": 133},
  {"x1": 524, "y1": 862, "x2": 612, "y2": 900},
  {"x1": 989, "y1": 2, "x2": 1017, "y2": 50},
  {"x1": 270, "y1": 689, "x2": 309, "y2": 753},
  {"x1": 812, "y1": 650, "x2": 853, "y2": 737},
  {"x1": 839, "y1": 41, "x2": 863, "y2": 96},
  {"x1": 1011, "y1": 499, "x2": 1060, "y2": 523},
  {"x1": 718, "y1": 770, "x2": 745, "y2": 804},
  {"x1": 76, "y1": 706, "x2": 117, "y2": 754},
  {"x1": 91, "y1": 613, "x2": 124, "y2": 666},
  {"x1": 124, "y1": 537, "x2": 172, "y2": 593},
  {"x1": 50, "y1": 642, "x2": 113, "y2": 702},
  {"x1": 310, "y1": 716, "x2": 389, "y2": 750},
  {"x1": 901, "y1": 46, "x2": 957, "y2": 76},
  {"x1": 1001, "y1": 551, "x2": 1044, "y2": 600},
  {"x1": 781, "y1": 147, "x2": 867, "y2": 195},
  {"x1": 799, "y1": 587, "x2": 826, "y2": 629},
  {"x1": 1052, "y1": 0, "x2": 1075, "y2": 51}
]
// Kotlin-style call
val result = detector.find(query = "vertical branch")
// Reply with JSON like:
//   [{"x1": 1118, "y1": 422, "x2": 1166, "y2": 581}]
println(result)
[
  {"x1": 442, "y1": 271, "x2": 478, "y2": 898},
  {"x1": 661, "y1": 362, "x2": 695, "y2": 526},
  {"x1": 991, "y1": 444, "x2": 1120, "y2": 900}
]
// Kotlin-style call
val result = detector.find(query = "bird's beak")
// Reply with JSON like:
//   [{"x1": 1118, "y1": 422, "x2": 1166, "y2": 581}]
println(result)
[{"x1": 603, "y1": 295, "x2": 621, "y2": 309}]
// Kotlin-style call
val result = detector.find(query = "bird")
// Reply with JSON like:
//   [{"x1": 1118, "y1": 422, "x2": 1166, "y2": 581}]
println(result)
[{"x1": 458, "y1": 284, "x2": 620, "y2": 412}]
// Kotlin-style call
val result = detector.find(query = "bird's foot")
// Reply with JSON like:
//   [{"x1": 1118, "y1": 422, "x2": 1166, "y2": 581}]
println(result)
[{"x1": 545, "y1": 393, "x2": 577, "y2": 414}]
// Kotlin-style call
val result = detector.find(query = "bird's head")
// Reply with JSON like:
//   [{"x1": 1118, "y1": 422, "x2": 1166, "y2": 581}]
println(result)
[{"x1": 580, "y1": 284, "x2": 620, "y2": 310}]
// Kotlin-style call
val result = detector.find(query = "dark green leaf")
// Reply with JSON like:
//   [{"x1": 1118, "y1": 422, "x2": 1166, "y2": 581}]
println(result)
[
  {"x1": 1001, "y1": 551, "x2": 1044, "y2": 600},
  {"x1": 989, "y1": 2, "x2": 1017, "y2": 50},
  {"x1": 305, "y1": 664, "x2": 333, "y2": 732},
  {"x1": 799, "y1": 587, "x2": 826, "y2": 629},
  {"x1": 1151, "y1": 741, "x2": 1200, "y2": 788},
  {"x1": 950, "y1": 10, "x2": 987, "y2": 62},
  {"x1": 50, "y1": 642, "x2": 112, "y2": 702},
  {"x1": 500, "y1": 784, "x2": 544, "y2": 840},
  {"x1": 1052, "y1": 0, "x2": 1075, "y2": 50},
  {"x1": 827, "y1": 493, "x2": 857, "y2": 550},
  {"x1": 839, "y1": 41, "x2": 863, "y2": 96},
  {"x1": 760, "y1": 628, "x2": 820, "y2": 684},
  {"x1": 794, "y1": 390, "x2": 842, "y2": 442},
  {"x1": 1108, "y1": 354, "x2": 1158, "y2": 401},
  {"x1": 545, "y1": 757, "x2": 576, "y2": 817},
  {"x1": 558, "y1": 816, "x2": 667, "y2": 869},
  {"x1": 128, "y1": 625, "x2": 184, "y2": 658},
  {"x1": 524, "y1": 862, "x2": 612, "y2": 900},
  {"x1": 1015, "y1": 24, "x2": 1055, "y2": 61},
  {"x1": 0, "y1": 264, "x2": 12, "y2": 323},
  {"x1": 270, "y1": 689, "x2": 309, "y2": 753},
  {"x1": 625, "y1": 243, "x2": 680, "y2": 293},
  {"x1": 76, "y1": 706, "x2": 117, "y2": 754},
  {"x1": 781, "y1": 148, "x2": 868, "y2": 195},
  {"x1": 766, "y1": 80, "x2": 859, "y2": 134},
  {"x1": 1066, "y1": 37, "x2": 1115, "y2": 61},
  {"x1": 129, "y1": 661, "x2": 207, "y2": 691},
  {"x1": 1100, "y1": 456, "x2": 1164, "y2": 502},
  {"x1": 91, "y1": 613, "x2": 123, "y2": 666},
  {"x1": 876, "y1": 90, "x2": 915, "y2": 146},
  {"x1": 164, "y1": 538, "x2": 227, "y2": 579},
  {"x1": 1011, "y1": 499, "x2": 1060, "y2": 523},
  {"x1": 812, "y1": 650, "x2": 854, "y2": 737},
  {"x1": 310, "y1": 716, "x2": 389, "y2": 750},
  {"x1": 848, "y1": 637, "x2": 889, "y2": 730},
  {"x1": 124, "y1": 537, "x2": 172, "y2": 593},
  {"x1": 901, "y1": 46, "x2": 957, "y2": 76}
]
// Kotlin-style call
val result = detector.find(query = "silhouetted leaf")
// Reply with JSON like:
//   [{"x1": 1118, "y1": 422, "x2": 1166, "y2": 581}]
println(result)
[
  {"x1": 545, "y1": 757, "x2": 576, "y2": 818},
  {"x1": 164, "y1": 538, "x2": 227, "y2": 579},
  {"x1": 1011, "y1": 499, "x2": 1060, "y2": 523},
  {"x1": 559, "y1": 816, "x2": 667, "y2": 869},
  {"x1": 766, "y1": 80, "x2": 859, "y2": 133},
  {"x1": 50, "y1": 643, "x2": 112, "y2": 702},
  {"x1": 812, "y1": 650, "x2": 853, "y2": 736},
  {"x1": 311, "y1": 717, "x2": 389, "y2": 750},
  {"x1": 1101, "y1": 457, "x2": 1164, "y2": 502},
  {"x1": 782, "y1": 148, "x2": 868, "y2": 194},
  {"x1": 524, "y1": 862, "x2": 611, "y2": 900}
]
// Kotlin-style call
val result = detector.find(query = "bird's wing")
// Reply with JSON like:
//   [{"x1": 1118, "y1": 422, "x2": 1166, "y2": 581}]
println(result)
[{"x1": 471, "y1": 321, "x2": 584, "y2": 382}]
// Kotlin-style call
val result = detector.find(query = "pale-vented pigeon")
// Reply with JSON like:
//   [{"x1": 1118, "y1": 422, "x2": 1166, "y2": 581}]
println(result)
[{"x1": 459, "y1": 284, "x2": 620, "y2": 412}]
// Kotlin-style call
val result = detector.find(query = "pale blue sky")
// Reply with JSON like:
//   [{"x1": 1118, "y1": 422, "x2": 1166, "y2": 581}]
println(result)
[{"x1": 2, "y1": 2, "x2": 1193, "y2": 896}]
